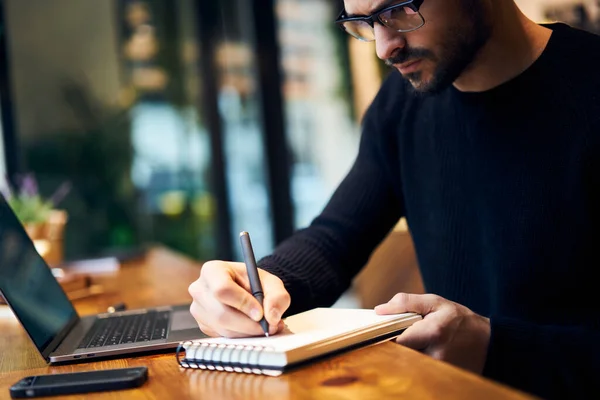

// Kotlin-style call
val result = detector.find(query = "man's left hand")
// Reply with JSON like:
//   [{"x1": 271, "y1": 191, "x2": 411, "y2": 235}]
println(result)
[{"x1": 375, "y1": 293, "x2": 491, "y2": 374}]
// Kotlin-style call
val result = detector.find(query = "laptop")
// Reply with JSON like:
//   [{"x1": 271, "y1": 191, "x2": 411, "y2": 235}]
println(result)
[{"x1": 0, "y1": 193, "x2": 207, "y2": 363}]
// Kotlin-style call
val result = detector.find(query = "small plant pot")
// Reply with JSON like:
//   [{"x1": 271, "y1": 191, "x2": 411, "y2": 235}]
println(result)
[{"x1": 24, "y1": 209, "x2": 68, "y2": 266}]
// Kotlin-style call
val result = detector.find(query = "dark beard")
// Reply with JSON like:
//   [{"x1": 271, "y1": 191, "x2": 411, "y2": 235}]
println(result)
[{"x1": 385, "y1": 1, "x2": 492, "y2": 95}]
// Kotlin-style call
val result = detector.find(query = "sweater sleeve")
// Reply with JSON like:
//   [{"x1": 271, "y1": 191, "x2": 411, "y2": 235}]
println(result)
[
  {"x1": 483, "y1": 317, "x2": 600, "y2": 399},
  {"x1": 257, "y1": 84, "x2": 405, "y2": 316}
]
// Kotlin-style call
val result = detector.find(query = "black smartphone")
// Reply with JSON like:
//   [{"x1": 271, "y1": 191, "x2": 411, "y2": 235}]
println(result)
[{"x1": 9, "y1": 366, "x2": 148, "y2": 398}]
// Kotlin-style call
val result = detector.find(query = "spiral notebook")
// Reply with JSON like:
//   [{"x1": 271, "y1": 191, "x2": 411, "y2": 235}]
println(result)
[{"x1": 176, "y1": 308, "x2": 422, "y2": 376}]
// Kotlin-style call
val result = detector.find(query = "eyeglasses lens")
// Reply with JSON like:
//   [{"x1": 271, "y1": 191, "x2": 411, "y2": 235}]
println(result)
[{"x1": 341, "y1": 5, "x2": 424, "y2": 41}]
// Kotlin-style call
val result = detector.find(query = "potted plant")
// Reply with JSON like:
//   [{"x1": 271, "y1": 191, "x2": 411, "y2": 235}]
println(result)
[{"x1": 3, "y1": 173, "x2": 71, "y2": 265}]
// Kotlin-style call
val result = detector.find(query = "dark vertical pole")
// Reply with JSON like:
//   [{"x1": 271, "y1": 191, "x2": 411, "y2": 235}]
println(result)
[
  {"x1": 0, "y1": 0, "x2": 20, "y2": 180},
  {"x1": 193, "y1": 0, "x2": 233, "y2": 260},
  {"x1": 114, "y1": 0, "x2": 130, "y2": 88},
  {"x1": 251, "y1": 0, "x2": 294, "y2": 244}
]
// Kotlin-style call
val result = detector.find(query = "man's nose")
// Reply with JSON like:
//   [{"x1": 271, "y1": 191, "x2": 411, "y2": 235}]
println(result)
[{"x1": 374, "y1": 23, "x2": 406, "y2": 61}]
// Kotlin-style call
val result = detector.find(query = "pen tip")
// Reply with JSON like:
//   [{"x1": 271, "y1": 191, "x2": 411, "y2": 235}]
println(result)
[
  {"x1": 265, "y1": 332, "x2": 269, "y2": 337},
  {"x1": 239, "y1": 231, "x2": 248, "y2": 237}
]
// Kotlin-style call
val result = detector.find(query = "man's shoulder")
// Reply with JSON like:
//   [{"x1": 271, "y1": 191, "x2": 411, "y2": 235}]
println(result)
[
  {"x1": 548, "y1": 22, "x2": 600, "y2": 43},
  {"x1": 538, "y1": 23, "x2": 600, "y2": 103},
  {"x1": 548, "y1": 24, "x2": 600, "y2": 138},
  {"x1": 545, "y1": 23, "x2": 600, "y2": 66}
]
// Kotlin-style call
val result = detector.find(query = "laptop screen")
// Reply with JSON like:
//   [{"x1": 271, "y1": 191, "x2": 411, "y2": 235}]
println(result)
[{"x1": 0, "y1": 194, "x2": 77, "y2": 355}]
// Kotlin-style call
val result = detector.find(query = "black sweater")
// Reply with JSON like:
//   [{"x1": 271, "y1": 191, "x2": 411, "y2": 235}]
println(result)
[{"x1": 258, "y1": 23, "x2": 600, "y2": 399}]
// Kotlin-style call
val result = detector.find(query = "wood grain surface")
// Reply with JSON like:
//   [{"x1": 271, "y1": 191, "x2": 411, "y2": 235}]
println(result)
[{"x1": 0, "y1": 247, "x2": 538, "y2": 399}]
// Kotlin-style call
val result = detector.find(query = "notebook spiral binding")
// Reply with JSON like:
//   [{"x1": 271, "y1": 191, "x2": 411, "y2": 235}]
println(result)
[{"x1": 176, "y1": 341, "x2": 282, "y2": 376}]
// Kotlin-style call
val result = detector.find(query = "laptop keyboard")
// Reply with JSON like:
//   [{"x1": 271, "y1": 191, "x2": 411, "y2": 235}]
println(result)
[{"x1": 77, "y1": 310, "x2": 170, "y2": 349}]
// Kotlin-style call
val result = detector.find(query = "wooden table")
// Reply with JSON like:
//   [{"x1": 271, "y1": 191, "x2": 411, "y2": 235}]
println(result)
[{"x1": 0, "y1": 247, "x2": 537, "y2": 399}]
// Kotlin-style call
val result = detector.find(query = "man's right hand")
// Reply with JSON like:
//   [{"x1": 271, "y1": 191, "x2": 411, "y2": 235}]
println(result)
[{"x1": 188, "y1": 261, "x2": 291, "y2": 338}]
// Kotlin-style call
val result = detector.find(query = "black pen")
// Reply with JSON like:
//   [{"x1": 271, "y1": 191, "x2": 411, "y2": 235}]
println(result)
[{"x1": 239, "y1": 231, "x2": 269, "y2": 337}]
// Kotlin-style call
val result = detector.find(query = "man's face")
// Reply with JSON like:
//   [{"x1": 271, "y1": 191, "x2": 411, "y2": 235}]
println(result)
[{"x1": 343, "y1": 0, "x2": 492, "y2": 94}]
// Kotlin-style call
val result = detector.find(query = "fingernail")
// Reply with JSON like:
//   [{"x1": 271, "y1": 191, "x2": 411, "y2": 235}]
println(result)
[
  {"x1": 269, "y1": 308, "x2": 280, "y2": 321},
  {"x1": 250, "y1": 308, "x2": 262, "y2": 321}
]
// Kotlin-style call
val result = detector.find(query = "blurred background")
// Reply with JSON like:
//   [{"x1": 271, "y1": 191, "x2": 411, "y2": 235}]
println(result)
[{"x1": 0, "y1": 0, "x2": 598, "y2": 269}]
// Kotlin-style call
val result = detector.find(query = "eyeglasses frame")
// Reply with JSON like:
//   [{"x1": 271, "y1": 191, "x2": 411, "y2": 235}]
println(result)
[{"x1": 335, "y1": 0, "x2": 426, "y2": 41}]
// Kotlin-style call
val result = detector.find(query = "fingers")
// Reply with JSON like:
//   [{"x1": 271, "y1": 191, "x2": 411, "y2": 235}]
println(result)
[
  {"x1": 259, "y1": 270, "x2": 291, "y2": 326},
  {"x1": 189, "y1": 286, "x2": 267, "y2": 337},
  {"x1": 394, "y1": 320, "x2": 434, "y2": 351},
  {"x1": 375, "y1": 293, "x2": 442, "y2": 352},
  {"x1": 276, "y1": 319, "x2": 285, "y2": 333},
  {"x1": 375, "y1": 293, "x2": 442, "y2": 316},
  {"x1": 188, "y1": 260, "x2": 290, "y2": 338},
  {"x1": 207, "y1": 264, "x2": 264, "y2": 321}
]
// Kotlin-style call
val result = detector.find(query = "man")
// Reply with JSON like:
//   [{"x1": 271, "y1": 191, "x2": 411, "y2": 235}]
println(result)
[{"x1": 188, "y1": 1, "x2": 600, "y2": 398}]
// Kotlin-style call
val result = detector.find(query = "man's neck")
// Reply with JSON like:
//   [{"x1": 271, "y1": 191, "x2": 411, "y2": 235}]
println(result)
[{"x1": 453, "y1": 2, "x2": 552, "y2": 93}]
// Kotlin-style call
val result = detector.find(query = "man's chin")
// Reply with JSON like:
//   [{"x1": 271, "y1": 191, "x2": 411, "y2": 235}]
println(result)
[
  {"x1": 403, "y1": 72, "x2": 434, "y2": 93},
  {"x1": 403, "y1": 71, "x2": 450, "y2": 95}
]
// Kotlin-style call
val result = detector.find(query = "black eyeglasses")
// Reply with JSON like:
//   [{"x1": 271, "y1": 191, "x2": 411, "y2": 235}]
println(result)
[{"x1": 335, "y1": 0, "x2": 425, "y2": 42}]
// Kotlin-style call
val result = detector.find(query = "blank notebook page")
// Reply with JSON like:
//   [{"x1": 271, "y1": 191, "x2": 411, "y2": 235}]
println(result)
[{"x1": 187, "y1": 308, "x2": 418, "y2": 352}]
